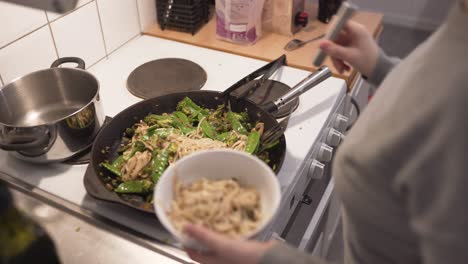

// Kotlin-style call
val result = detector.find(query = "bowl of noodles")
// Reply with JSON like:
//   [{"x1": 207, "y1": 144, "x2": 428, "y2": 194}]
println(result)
[{"x1": 153, "y1": 149, "x2": 281, "y2": 249}]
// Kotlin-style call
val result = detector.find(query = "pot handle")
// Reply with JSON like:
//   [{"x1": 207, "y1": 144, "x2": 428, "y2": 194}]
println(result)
[
  {"x1": 50, "y1": 57, "x2": 85, "y2": 69},
  {"x1": 0, "y1": 128, "x2": 50, "y2": 151}
]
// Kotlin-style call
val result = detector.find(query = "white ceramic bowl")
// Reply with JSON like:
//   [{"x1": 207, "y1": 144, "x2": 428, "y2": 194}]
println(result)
[{"x1": 153, "y1": 149, "x2": 281, "y2": 249}]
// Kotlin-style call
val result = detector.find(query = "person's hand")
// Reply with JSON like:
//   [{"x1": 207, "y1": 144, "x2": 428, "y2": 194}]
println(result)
[
  {"x1": 319, "y1": 20, "x2": 380, "y2": 77},
  {"x1": 183, "y1": 224, "x2": 277, "y2": 264}
]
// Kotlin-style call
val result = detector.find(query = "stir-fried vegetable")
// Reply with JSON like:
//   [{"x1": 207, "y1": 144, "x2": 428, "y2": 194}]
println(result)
[
  {"x1": 245, "y1": 131, "x2": 260, "y2": 154},
  {"x1": 100, "y1": 97, "x2": 280, "y2": 203},
  {"x1": 151, "y1": 148, "x2": 171, "y2": 182},
  {"x1": 115, "y1": 180, "x2": 153, "y2": 194},
  {"x1": 124, "y1": 141, "x2": 146, "y2": 161},
  {"x1": 227, "y1": 111, "x2": 248, "y2": 135},
  {"x1": 200, "y1": 119, "x2": 217, "y2": 139}
]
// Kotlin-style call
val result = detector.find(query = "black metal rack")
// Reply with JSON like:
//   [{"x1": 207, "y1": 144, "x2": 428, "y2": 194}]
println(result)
[{"x1": 156, "y1": 0, "x2": 210, "y2": 35}]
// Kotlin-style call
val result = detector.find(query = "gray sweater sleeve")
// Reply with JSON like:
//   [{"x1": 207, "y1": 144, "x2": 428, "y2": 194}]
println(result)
[
  {"x1": 259, "y1": 243, "x2": 328, "y2": 264},
  {"x1": 365, "y1": 49, "x2": 401, "y2": 86}
]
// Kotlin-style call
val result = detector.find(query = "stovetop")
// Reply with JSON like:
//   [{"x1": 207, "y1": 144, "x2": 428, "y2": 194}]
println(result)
[{"x1": 0, "y1": 36, "x2": 346, "y2": 254}]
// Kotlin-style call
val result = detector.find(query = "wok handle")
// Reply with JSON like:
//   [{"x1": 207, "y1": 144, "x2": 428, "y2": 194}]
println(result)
[
  {"x1": 263, "y1": 66, "x2": 332, "y2": 114},
  {"x1": 50, "y1": 57, "x2": 86, "y2": 69}
]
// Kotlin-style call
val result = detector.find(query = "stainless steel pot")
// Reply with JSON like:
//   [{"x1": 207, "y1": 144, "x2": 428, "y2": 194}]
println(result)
[{"x1": 0, "y1": 57, "x2": 105, "y2": 163}]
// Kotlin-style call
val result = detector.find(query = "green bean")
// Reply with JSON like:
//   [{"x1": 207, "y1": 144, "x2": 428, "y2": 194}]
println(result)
[{"x1": 114, "y1": 180, "x2": 153, "y2": 193}]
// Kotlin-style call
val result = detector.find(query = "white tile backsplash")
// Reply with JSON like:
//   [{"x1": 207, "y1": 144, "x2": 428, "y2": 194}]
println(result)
[
  {"x1": 0, "y1": 2, "x2": 48, "y2": 48},
  {"x1": 0, "y1": 0, "x2": 143, "y2": 81},
  {"x1": 137, "y1": 0, "x2": 157, "y2": 31},
  {"x1": 0, "y1": 26, "x2": 57, "y2": 84},
  {"x1": 46, "y1": 0, "x2": 93, "y2": 22},
  {"x1": 50, "y1": 2, "x2": 106, "y2": 68},
  {"x1": 97, "y1": 0, "x2": 140, "y2": 53}
]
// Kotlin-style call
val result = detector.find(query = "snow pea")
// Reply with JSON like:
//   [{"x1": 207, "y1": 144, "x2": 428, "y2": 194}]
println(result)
[
  {"x1": 245, "y1": 131, "x2": 260, "y2": 154},
  {"x1": 115, "y1": 180, "x2": 153, "y2": 194},
  {"x1": 100, "y1": 155, "x2": 124, "y2": 177},
  {"x1": 172, "y1": 111, "x2": 193, "y2": 134},
  {"x1": 124, "y1": 141, "x2": 146, "y2": 161},
  {"x1": 151, "y1": 149, "x2": 170, "y2": 183},
  {"x1": 101, "y1": 162, "x2": 121, "y2": 177},
  {"x1": 144, "y1": 114, "x2": 172, "y2": 127},
  {"x1": 177, "y1": 97, "x2": 209, "y2": 120},
  {"x1": 227, "y1": 111, "x2": 248, "y2": 135},
  {"x1": 200, "y1": 119, "x2": 217, "y2": 139}
]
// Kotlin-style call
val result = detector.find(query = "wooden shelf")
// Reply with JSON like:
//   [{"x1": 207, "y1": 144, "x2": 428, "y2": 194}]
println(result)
[{"x1": 144, "y1": 11, "x2": 383, "y2": 87}]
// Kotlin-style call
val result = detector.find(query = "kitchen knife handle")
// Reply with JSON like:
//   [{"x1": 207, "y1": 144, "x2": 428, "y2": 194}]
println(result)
[{"x1": 313, "y1": 1, "x2": 357, "y2": 67}]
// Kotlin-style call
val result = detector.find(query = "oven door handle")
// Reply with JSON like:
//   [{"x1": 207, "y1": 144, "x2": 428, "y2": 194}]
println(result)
[{"x1": 298, "y1": 180, "x2": 335, "y2": 251}]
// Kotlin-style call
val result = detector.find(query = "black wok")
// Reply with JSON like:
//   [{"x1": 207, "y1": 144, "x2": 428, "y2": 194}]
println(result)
[{"x1": 84, "y1": 62, "x2": 332, "y2": 213}]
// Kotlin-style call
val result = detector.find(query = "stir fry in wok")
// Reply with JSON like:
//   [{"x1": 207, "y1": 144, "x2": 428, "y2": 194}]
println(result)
[{"x1": 100, "y1": 97, "x2": 277, "y2": 201}]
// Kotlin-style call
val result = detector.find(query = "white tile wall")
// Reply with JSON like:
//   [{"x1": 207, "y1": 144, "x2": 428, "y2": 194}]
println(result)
[
  {"x1": 0, "y1": 0, "x2": 156, "y2": 85},
  {"x1": 50, "y1": 2, "x2": 106, "y2": 67},
  {"x1": 46, "y1": 0, "x2": 93, "y2": 22},
  {"x1": 0, "y1": 26, "x2": 57, "y2": 84},
  {"x1": 137, "y1": 0, "x2": 157, "y2": 31},
  {"x1": 97, "y1": 0, "x2": 141, "y2": 53},
  {"x1": 0, "y1": 1, "x2": 48, "y2": 48}
]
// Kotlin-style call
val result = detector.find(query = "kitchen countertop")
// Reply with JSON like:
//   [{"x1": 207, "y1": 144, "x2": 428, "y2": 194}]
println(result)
[
  {"x1": 144, "y1": 11, "x2": 383, "y2": 87},
  {"x1": 0, "y1": 35, "x2": 346, "y2": 262}
]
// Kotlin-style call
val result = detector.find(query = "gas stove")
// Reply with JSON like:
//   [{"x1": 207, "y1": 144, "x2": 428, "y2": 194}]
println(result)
[{"x1": 0, "y1": 35, "x2": 348, "y2": 259}]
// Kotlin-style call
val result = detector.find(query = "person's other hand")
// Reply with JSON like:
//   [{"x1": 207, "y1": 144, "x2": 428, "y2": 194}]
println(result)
[
  {"x1": 183, "y1": 224, "x2": 277, "y2": 264},
  {"x1": 319, "y1": 20, "x2": 380, "y2": 77}
]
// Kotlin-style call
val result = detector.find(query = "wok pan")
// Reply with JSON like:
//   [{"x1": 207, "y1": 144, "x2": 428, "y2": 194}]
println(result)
[{"x1": 84, "y1": 57, "x2": 332, "y2": 213}]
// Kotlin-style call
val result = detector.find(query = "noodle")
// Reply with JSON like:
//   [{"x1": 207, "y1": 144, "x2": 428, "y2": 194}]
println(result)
[
  {"x1": 168, "y1": 178, "x2": 262, "y2": 238},
  {"x1": 165, "y1": 130, "x2": 248, "y2": 162}
]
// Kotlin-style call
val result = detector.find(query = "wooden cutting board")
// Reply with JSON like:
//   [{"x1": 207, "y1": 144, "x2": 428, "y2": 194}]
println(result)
[{"x1": 144, "y1": 11, "x2": 383, "y2": 88}]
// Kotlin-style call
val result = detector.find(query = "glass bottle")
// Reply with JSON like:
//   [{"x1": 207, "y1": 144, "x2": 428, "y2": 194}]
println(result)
[{"x1": 0, "y1": 183, "x2": 61, "y2": 264}]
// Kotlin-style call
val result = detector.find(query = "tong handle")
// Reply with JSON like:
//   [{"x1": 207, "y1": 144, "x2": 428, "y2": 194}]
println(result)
[
  {"x1": 263, "y1": 66, "x2": 332, "y2": 114},
  {"x1": 221, "y1": 55, "x2": 287, "y2": 97}
]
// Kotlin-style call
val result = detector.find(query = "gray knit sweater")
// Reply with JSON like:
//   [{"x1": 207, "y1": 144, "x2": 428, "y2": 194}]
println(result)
[{"x1": 260, "y1": 2, "x2": 468, "y2": 264}]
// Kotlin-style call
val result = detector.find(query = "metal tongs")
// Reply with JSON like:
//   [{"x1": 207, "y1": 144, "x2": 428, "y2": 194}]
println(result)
[
  {"x1": 220, "y1": 54, "x2": 287, "y2": 104},
  {"x1": 260, "y1": 66, "x2": 332, "y2": 149}
]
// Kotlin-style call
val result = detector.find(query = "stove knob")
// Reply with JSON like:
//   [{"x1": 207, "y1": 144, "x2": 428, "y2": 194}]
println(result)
[
  {"x1": 326, "y1": 128, "x2": 344, "y2": 147},
  {"x1": 333, "y1": 114, "x2": 349, "y2": 132},
  {"x1": 308, "y1": 159, "x2": 325, "y2": 179},
  {"x1": 317, "y1": 143, "x2": 333, "y2": 163}
]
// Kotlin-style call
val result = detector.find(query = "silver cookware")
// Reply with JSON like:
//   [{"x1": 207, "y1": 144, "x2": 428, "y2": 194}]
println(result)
[{"x1": 0, "y1": 57, "x2": 105, "y2": 163}]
